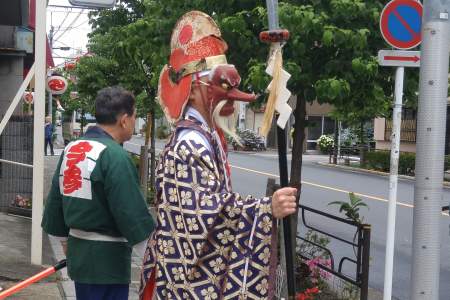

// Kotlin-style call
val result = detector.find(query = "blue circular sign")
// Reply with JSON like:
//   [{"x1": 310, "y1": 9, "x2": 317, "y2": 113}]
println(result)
[{"x1": 380, "y1": 0, "x2": 423, "y2": 50}]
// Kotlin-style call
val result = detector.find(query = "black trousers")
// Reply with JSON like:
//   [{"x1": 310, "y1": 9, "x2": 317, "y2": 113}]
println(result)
[{"x1": 45, "y1": 137, "x2": 54, "y2": 155}]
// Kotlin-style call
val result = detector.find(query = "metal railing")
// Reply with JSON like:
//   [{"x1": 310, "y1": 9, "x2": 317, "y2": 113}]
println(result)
[{"x1": 297, "y1": 204, "x2": 371, "y2": 300}]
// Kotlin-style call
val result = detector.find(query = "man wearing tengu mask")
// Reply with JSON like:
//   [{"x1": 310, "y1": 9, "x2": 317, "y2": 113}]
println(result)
[{"x1": 139, "y1": 11, "x2": 297, "y2": 299}]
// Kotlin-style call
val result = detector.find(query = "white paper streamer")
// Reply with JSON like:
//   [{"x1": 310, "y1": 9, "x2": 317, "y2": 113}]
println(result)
[{"x1": 265, "y1": 47, "x2": 292, "y2": 129}]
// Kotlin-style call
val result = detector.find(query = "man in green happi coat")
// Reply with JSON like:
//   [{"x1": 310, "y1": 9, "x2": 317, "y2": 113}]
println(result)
[{"x1": 42, "y1": 86, "x2": 155, "y2": 300}]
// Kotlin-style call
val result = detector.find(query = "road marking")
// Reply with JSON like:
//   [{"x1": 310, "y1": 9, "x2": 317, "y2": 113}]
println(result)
[
  {"x1": 230, "y1": 164, "x2": 449, "y2": 216},
  {"x1": 124, "y1": 141, "x2": 449, "y2": 217}
]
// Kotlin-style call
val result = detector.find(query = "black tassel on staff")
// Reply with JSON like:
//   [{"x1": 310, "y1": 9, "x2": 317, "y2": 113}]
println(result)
[{"x1": 260, "y1": 0, "x2": 296, "y2": 298}]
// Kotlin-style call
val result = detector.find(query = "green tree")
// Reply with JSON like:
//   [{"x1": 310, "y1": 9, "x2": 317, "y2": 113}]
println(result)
[{"x1": 81, "y1": 0, "x2": 420, "y2": 265}]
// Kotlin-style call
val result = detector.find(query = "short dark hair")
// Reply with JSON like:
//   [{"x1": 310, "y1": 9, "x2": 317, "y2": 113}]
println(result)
[{"x1": 95, "y1": 86, "x2": 135, "y2": 125}]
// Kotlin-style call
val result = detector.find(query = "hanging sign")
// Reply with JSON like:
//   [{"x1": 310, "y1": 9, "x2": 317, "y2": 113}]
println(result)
[
  {"x1": 46, "y1": 75, "x2": 68, "y2": 95},
  {"x1": 23, "y1": 91, "x2": 34, "y2": 104},
  {"x1": 380, "y1": 0, "x2": 423, "y2": 50},
  {"x1": 64, "y1": 61, "x2": 76, "y2": 71}
]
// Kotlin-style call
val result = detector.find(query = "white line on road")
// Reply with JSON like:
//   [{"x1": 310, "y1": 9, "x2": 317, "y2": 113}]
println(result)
[
  {"x1": 124, "y1": 141, "x2": 449, "y2": 217},
  {"x1": 230, "y1": 164, "x2": 449, "y2": 217}
]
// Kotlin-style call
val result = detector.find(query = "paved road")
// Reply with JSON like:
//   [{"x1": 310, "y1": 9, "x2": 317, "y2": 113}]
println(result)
[
  {"x1": 125, "y1": 136, "x2": 450, "y2": 300},
  {"x1": 230, "y1": 150, "x2": 450, "y2": 299}
]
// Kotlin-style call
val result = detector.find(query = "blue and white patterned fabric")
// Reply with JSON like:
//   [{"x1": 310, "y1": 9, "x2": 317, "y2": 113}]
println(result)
[{"x1": 139, "y1": 113, "x2": 278, "y2": 299}]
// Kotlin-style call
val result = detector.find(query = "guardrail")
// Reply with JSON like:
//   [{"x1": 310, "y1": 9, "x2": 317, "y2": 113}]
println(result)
[{"x1": 297, "y1": 204, "x2": 371, "y2": 300}]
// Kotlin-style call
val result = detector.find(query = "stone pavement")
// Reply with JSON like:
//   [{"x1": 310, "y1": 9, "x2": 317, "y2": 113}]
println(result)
[{"x1": 0, "y1": 213, "x2": 61, "y2": 300}]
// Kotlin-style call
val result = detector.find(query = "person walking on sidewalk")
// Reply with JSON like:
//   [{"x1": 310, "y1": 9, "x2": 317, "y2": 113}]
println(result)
[
  {"x1": 139, "y1": 11, "x2": 297, "y2": 299},
  {"x1": 42, "y1": 86, "x2": 155, "y2": 300},
  {"x1": 44, "y1": 116, "x2": 54, "y2": 156}
]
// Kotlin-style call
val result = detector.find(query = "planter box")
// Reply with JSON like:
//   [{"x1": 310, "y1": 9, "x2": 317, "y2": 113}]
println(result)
[{"x1": 8, "y1": 205, "x2": 32, "y2": 218}]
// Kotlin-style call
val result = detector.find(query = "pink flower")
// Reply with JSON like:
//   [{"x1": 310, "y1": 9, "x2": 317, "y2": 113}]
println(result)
[{"x1": 296, "y1": 286, "x2": 320, "y2": 300}]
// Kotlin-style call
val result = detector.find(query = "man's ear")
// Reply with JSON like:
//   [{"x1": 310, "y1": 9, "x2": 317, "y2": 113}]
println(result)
[{"x1": 118, "y1": 113, "x2": 127, "y2": 128}]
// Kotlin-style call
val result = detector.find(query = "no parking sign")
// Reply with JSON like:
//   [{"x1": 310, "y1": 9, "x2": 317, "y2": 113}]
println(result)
[{"x1": 380, "y1": 0, "x2": 423, "y2": 50}]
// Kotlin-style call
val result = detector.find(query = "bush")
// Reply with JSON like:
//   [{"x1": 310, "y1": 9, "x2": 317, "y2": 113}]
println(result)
[
  {"x1": 156, "y1": 124, "x2": 170, "y2": 139},
  {"x1": 365, "y1": 150, "x2": 417, "y2": 176},
  {"x1": 445, "y1": 155, "x2": 450, "y2": 171},
  {"x1": 398, "y1": 152, "x2": 415, "y2": 176},
  {"x1": 317, "y1": 135, "x2": 334, "y2": 153},
  {"x1": 130, "y1": 154, "x2": 140, "y2": 172},
  {"x1": 365, "y1": 151, "x2": 390, "y2": 172}
]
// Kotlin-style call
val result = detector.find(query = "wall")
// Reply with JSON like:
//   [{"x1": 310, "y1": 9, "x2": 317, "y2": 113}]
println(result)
[
  {"x1": 306, "y1": 101, "x2": 333, "y2": 115},
  {"x1": 376, "y1": 140, "x2": 417, "y2": 153},
  {"x1": 244, "y1": 109, "x2": 264, "y2": 135},
  {"x1": 374, "y1": 118, "x2": 385, "y2": 141},
  {"x1": 374, "y1": 117, "x2": 417, "y2": 153},
  {"x1": 0, "y1": 55, "x2": 24, "y2": 116}
]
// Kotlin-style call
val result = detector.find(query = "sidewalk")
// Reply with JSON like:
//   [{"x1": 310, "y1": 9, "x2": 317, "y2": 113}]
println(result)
[{"x1": 0, "y1": 214, "x2": 61, "y2": 300}]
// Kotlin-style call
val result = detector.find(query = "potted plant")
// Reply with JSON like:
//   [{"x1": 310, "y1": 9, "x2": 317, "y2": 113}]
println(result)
[{"x1": 8, "y1": 194, "x2": 32, "y2": 217}]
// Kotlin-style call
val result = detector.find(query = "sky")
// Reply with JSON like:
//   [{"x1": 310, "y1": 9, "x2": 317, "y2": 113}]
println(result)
[{"x1": 46, "y1": 0, "x2": 93, "y2": 67}]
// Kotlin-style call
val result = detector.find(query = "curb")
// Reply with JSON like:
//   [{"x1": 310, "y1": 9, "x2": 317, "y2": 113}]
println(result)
[
  {"x1": 317, "y1": 162, "x2": 450, "y2": 188},
  {"x1": 48, "y1": 235, "x2": 75, "y2": 299}
]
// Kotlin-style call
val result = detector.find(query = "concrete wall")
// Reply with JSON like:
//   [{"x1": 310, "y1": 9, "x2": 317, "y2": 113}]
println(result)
[
  {"x1": 376, "y1": 140, "x2": 417, "y2": 153},
  {"x1": 374, "y1": 118, "x2": 385, "y2": 141},
  {"x1": 0, "y1": 26, "x2": 15, "y2": 48},
  {"x1": 245, "y1": 97, "x2": 334, "y2": 135},
  {"x1": 0, "y1": 55, "x2": 24, "y2": 116},
  {"x1": 374, "y1": 117, "x2": 417, "y2": 153},
  {"x1": 244, "y1": 109, "x2": 264, "y2": 135},
  {"x1": 306, "y1": 101, "x2": 333, "y2": 116}
]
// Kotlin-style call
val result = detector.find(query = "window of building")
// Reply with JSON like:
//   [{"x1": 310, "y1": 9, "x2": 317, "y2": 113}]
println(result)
[{"x1": 307, "y1": 115, "x2": 336, "y2": 150}]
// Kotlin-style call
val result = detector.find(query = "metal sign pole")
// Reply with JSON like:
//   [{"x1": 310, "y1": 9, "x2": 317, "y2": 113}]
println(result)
[
  {"x1": 410, "y1": 7, "x2": 450, "y2": 299},
  {"x1": 31, "y1": 0, "x2": 47, "y2": 265},
  {"x1": 383, "y1": 66, "x2": 404, "y2": 300},
  {"x1": 48, "y1": 26, "x2": 54, "y2": 122}
]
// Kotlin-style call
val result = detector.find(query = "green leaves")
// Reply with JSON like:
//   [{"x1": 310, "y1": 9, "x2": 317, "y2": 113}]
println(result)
[
  {"x1": 328, "y1": 192, "x2": 369, "y2": 224},
  {"x1": 322, "y1": 30, "x2": 333, "y2": 47},
  {"x1": 315, "y1": 78, "x2": 350, "y2": 102},
  {"x1": 79, "y1": 0, "x2": 417, "y2": 140}
]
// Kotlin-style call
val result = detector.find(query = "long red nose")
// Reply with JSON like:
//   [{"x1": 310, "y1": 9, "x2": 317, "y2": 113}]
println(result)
[{"x1": 226, "y1": 88, "x2": 257, "y2": 102}]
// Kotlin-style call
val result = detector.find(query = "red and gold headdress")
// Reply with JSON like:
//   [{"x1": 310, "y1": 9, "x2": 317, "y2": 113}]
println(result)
[{"x1": 158, "y1": 11, "x2": 229, "y2": 123}]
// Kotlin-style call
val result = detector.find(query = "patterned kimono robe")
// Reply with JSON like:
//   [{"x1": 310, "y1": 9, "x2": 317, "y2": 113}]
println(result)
[{"x1": 140, "y1": 114, "x2": 278, "y2": 299}]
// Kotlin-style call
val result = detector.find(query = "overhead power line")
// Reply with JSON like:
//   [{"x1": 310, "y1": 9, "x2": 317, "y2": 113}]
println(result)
[
  {"x1": 53, "y1": 11, "x2": 70, "y2": 36},
  {"x1": 52, "y1": 10, "x2": 84, "y2": 42}
]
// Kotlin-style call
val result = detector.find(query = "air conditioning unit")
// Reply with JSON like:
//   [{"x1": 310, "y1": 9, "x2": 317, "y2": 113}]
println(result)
[{"x1": 16, "y1": 28, "x2": 33, "y2": 54}]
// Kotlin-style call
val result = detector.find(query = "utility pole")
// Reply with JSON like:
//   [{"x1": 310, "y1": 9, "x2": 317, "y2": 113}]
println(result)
[
  {"x1": 31, "y1": 0, "x2": 47, "y2": 266},
  {"x1": 410, "y1": 1, "x2": 450, "y2": 298}
]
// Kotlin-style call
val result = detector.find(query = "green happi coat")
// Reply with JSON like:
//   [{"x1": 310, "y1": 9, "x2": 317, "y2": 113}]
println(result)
[{"x1": 42, "y1": 126, "x2": 155, "y2": 284}]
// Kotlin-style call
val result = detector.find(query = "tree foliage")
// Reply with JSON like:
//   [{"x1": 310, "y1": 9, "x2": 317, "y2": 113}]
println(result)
[{"x1": 73, "y1": 0, "x2": 421, "y2": 223}]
